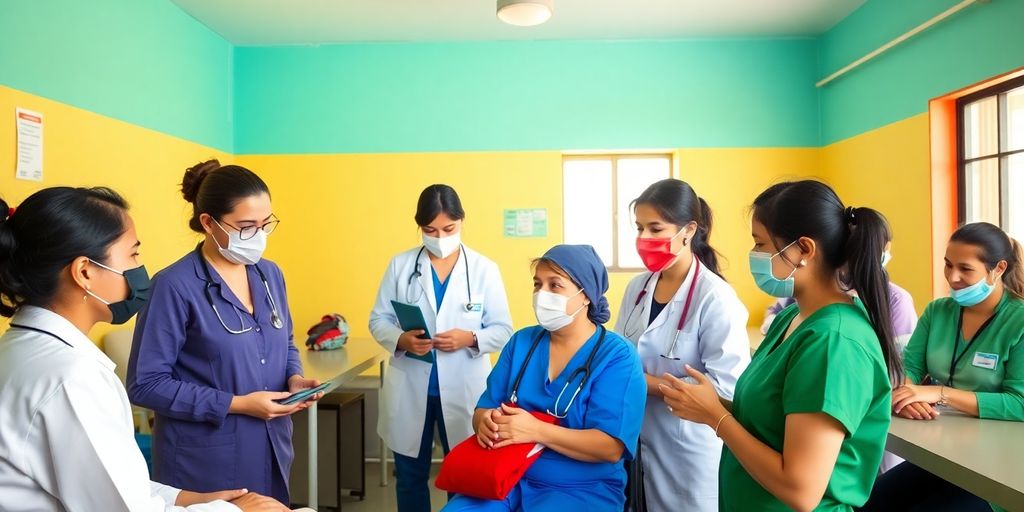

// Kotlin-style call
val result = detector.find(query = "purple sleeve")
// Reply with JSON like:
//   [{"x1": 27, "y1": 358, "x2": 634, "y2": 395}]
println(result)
[
  {"x1": 766, "y1": 298, "x2": 794, "y2": 315},
  {"x1": 126, "y1": 276, "x2": 233, "y2": 426},
  {"x1": 888, "y1": 283, "x2": 918, "y2": 337}
]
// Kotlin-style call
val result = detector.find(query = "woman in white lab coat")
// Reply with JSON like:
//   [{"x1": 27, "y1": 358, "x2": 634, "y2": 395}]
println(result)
[
  {"x1": 0, "y1": 187, "x2": 286, "y2": 512},
  {"x1": 369, "y1": 184, "x2": 514, "y2": 512},
  {"x1": 615, "y1": 179, "x2": 750, "y2": 512}
]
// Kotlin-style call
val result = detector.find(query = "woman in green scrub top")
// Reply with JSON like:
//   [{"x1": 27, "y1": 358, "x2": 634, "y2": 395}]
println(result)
[
  {"x1": 862, "y1": 222, "x2": 1024, "y2": 512},
  {"x1": 658, "y1": 180, "x2": 900, "y2": 512}
]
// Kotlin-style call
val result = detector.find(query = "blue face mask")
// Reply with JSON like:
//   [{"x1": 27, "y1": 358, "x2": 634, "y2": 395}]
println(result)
[
  {"x1": 749, "y1": 241, "x2": 800, "y2": 298},
  {"x1": 950, "y1": 274, "x2": 996, "y2": 307}
]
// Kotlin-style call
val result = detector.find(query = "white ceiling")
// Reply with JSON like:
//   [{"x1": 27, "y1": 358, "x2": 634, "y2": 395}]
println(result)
[{"x1": 171, "y1": 0, "x2": 867, "y2": 46}]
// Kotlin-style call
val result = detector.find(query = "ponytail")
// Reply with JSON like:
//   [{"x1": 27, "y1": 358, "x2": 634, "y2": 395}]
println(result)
[
  {"x1": 752, "y1": 180, "x2": 901, "y2": 384},
  {"x1": 633, "y1": 179, "x2": 724, "y2": 278},
  {"x1": 951, "y1": 222, "x2": 1024, "y2": 299},
  {"x1": 691, "y1": 197, "x2": 722, "y2": 278},
  {"x1": 843, "y1": 207, "x2": 901, "y2": 383}
]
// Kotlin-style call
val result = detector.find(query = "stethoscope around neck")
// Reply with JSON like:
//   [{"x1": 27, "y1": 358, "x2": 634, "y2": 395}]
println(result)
[
  {"x1": 509, "y1": 326, "x2": 607, "y2": 419},
  {"x1": 621, "y1": 257, "x2": 701, "y2": 360},
  {"x1": 195, "y1": 243, "x2": 284, "y2": 334},
  {"x1": 407, "y1": 245, "x2": 475, "y2": 312}
]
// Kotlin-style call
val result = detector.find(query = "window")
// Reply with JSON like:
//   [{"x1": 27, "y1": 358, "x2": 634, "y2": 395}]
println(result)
[
  {"x1": 563, "y1": 154, "x2": 672, "y2": 269},
  {"x1": 958, "y1": 76, "x2": 1024, "y2": 241}
]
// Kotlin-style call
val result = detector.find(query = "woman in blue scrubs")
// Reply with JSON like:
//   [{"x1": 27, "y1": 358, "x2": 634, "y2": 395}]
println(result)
[
  {"x1": 127, "y1": 160, "x2": 320, "y2": 505},
  {"x1": 443, "y1": 245, "x2": 647, "y2": 512}
]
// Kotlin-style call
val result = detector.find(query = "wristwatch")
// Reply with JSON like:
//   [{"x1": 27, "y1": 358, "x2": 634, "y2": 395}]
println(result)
[{"x1": 937, "y1": 385, "x2": 950, "y2": 407}]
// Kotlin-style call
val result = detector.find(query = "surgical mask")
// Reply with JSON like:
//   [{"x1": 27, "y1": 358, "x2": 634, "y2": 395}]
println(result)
[
  {"x1": 86, "y1": 259, "x2": 151, "y2": 325},
  {"x1": 423, "y1": 231, "x2": 461, "y2": 258},
  {"x1": 749, "y1": 241, "x2": 800, "y2": 298},
  {"x1": 533, "y1": 289, "x2": 586, "y2": 332},
  {"x1": 881, "y1": 251, "x2": 892, "y2": 268},
  {"x1": 951, "y1": 274, "x2": 997, "y2": 307},
  {"x1": 636, "y1": 229, "x2": 686, "y2": 273},
  {"x1": 214, "y1": 219, "x2": 266, "y2": 265}
]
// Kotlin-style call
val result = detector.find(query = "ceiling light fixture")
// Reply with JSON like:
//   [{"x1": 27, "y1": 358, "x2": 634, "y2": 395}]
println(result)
[{"x1": 497, "y1": 0, "x2": 553, "y2": 27}]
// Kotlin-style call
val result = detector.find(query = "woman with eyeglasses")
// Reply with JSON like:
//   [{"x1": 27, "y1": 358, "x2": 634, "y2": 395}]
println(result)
[
  {"x1": 442, "y1": 244, "x2": 646, "y2": 512},
  {"x1": 128, "y1": 160, "x2": 318, "y2": 506},
  {"x1": 369, "y1": 184, "x2": 513, "y2": 512},
  {"x1": 613, "y1": 179, "x2": 750, "y2": 512}
]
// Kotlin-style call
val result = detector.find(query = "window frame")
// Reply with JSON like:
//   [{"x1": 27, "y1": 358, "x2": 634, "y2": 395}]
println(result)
[
  {"x1": 956, "y1": 75, "x2": 1024, "y2": 227},
  {"x1": 561, "y1": 153, "x2": 673, "y2": 272}
]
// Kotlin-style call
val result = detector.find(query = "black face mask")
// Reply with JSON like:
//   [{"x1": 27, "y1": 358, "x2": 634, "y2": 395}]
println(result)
[{"x1": 87, "y1": 260, "x2": 151, "y2": 325}]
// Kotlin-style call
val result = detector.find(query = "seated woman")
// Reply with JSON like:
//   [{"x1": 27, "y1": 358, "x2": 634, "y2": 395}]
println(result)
[
  {"x1": 862, "y1": 222, "x2": 1024, "y2": 512},
  {"x1": 442, "y1": 245, "x2": 646, "y2": 512}
]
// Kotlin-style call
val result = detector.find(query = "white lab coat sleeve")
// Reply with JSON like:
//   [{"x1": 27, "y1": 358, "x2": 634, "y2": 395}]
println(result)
[
  {"x1": 369, "y1": 255, "x2": 406, "y2": 356},
  {"x1": 467, "y1": 260, "x2": 514, "y2": 357},
  {"x1": 30, "y1": 364, "x2": 240, "y2": 512},
  {"x1": 696, "y1": 290, "x2": 751, "y2": 400}
]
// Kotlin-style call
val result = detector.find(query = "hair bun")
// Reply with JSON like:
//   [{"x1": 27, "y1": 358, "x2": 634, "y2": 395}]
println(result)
[{"x1": 181, "y1": 159, "x2": 221, "y2": 203}]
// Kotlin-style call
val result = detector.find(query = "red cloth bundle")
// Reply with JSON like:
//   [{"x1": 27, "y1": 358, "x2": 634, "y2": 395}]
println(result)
[{"x1": 435, "y1": 405, "x2": 558, "y2": 500}]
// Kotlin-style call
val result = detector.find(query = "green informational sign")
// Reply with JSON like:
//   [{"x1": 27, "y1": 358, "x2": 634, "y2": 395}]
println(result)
[{"x1": 503, "y1": 209, "x2": 548, "y2": 237}]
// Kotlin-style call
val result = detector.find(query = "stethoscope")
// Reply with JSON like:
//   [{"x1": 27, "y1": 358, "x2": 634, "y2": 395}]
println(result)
[
  {"x1": 621, "y1": 257, "x2": 701, "y2": 360},
  {"x1": 406, "y1": 245, "x2": 476, "y2": 312},
  {"x1": 195, "y1": 243, "x2": 284, "y2": 334},
  {"x1": 508, "y1": 326, "x2": 607, "y2": 419}
]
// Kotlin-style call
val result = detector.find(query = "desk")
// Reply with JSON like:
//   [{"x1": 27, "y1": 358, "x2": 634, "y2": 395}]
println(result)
[
  {"x1": 887, "y1": 412, "x2": 1024, "y2": 511},
  {"x1": 299, "y1": 338, "x2": 388, "y2": 510}
]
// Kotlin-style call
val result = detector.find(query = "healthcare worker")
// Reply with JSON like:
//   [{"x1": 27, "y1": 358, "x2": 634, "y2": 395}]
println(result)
[
  {"x1": 369, "y1": 184, "x2": 513, "y2": 512},
  {"x1": 660, "y1": 180, "x2": 899, "y2": 511},
  {"x1": 862, "y1": 222, "x2": 1024, "y2": 512},
  {"x1": 0, "y1": 187, "x2": 287, "y2": 511},
  {"x1": 444, "y1": 244, "x2": 646, "y2": 512},
  {"x1": 128, "y1": 160, "x2": 318, "y2": 505},
  {"x1": 614, "y1": 179, "x2": 749, "y2": 512}
]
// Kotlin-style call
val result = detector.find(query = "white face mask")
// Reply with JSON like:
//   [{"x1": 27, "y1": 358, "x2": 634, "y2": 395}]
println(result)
[
  {"x1": 533, "y1": 289, "x2": 586, "y2": 332},
  {"x1": 423, "y1": 231, "x2": 461, "y2": 258},
  {"x1": 213, "y1": 220, "x2": 267, "y2": 265},
  {"x1": 881, "y1": 250, "x2": 892, "y2": 268}
]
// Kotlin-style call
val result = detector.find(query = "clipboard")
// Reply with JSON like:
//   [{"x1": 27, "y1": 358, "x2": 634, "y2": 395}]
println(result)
[{"x1": 391, "y1": 300, "x2": 435, "y2": 363}]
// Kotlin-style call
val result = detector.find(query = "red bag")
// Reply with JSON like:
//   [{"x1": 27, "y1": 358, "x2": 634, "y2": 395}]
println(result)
[{"x1": 434, "y1": 404, "x2": 558, "y2": 500}]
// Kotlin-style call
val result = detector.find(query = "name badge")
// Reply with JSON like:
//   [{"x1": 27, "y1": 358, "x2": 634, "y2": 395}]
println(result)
[
  {"x1": 972, "y1": 352, "x2": 999, "y2": 370},
  {"x1": 465, "y1": 303, "x2": 483, "y2": 313}
]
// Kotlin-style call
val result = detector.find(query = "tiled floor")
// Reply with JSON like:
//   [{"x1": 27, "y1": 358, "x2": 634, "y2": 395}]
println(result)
[{"x1": 322, "y1": 462, "x2": 449, "y2": 512}]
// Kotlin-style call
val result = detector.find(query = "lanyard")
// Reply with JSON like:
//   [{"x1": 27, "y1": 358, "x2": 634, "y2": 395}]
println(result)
[
  {"x1": 947, "y1": 308, "x2": 999, "y2": 387},
  {"x1": 8, "y1": 324, "x2": 73, "y2": 348},
  {"x1": 509, "y1": 326, "x2": 607, "y2": 409}
]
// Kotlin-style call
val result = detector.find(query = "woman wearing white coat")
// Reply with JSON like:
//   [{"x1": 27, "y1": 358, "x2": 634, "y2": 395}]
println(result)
[
  {"x1": 615, "y1": 179, "x2": 751, "y2": 512},
  {"x1": 370, "y1": 184, "x2": 513, "y2": 512}
]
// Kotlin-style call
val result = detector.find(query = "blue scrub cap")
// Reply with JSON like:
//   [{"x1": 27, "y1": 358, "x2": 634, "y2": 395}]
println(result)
[{"x1": 539, "y1": 244, "x2": 611, "y2": 324}]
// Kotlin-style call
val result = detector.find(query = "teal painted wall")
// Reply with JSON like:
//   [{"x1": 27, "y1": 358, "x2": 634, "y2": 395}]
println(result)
[
  {"x1": 234, "y1": 39, "x2": 819, "y2": 154},
  {"x1": 0, "y1": 0, "x2": 234, "y2": 152},
  {"x1": 819, "y1": 0, "x2": 1024, "y2": 145}
]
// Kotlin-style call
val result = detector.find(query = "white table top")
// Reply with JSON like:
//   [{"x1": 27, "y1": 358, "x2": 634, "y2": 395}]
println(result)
[
  {"x1": 887, "y1": 411, "x2": 1024, "y2": 510},
  {"x1": 298, "y1": 336, "x2": 388, "y2": 385}
]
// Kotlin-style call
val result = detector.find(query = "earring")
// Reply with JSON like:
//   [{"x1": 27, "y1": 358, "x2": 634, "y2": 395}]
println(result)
[
  {"x1": 800, "y1": 260, "x2": 807, "y2": 267},
  {"x1": 683, "y1": 238, "x2": 689, "y2": 246},
  {"x1": 83, "y1": 295, "x2": 87, "y2": 303}
]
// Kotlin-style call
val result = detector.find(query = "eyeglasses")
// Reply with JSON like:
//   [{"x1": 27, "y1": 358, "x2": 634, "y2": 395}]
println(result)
[{"x1": 220, "y1": 215, "x2": 280, "y2": 240}]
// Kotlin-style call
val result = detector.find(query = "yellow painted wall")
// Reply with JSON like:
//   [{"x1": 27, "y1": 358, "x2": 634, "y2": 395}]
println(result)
[
  {"x1": 239, "y1": 148, "x2": 821, "y2": 341},
  {"x1": 821, "y1": 113, "x2": 933, "y2": 313},
  {"x1": 0, "y1": 85, "x2": 230, "y2": 345}
]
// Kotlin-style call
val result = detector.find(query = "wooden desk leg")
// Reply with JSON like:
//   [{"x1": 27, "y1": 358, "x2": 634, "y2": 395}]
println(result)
[
  {"x1": 308, "y1": 401, "x2": 318, "y2": 509},
  {"x1": 379, "y1": 360, "x2": 388, "y2": 487}
]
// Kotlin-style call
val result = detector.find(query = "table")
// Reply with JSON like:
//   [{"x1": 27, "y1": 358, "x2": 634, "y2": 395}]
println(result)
[
  {"x1": 887, "y1": 411, "x2": 1024, "y2": 511},
  {"x1": 299, "y1": 338, "x2": 388, "y2": 511}
]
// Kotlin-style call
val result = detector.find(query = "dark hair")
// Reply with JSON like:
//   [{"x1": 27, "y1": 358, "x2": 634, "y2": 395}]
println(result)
[
  {"x1": 950, "y1": 222, "x2": 1024, "y2": 299},
  {"x1": 415, "y1": 184, "x2": 465, "y2": 227},
  {"x1": 752, "y1": 180, "x2": 901, "y2": 383},
  {"x1": 0, "y1": 187, "x2": 130, "y2": 317},
  {"x1": 181, "y1": 159, "x2": 270, "y2": 233},
  {"x1": 633, "y1": 179, "x2": 723, "y2": 278}
]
